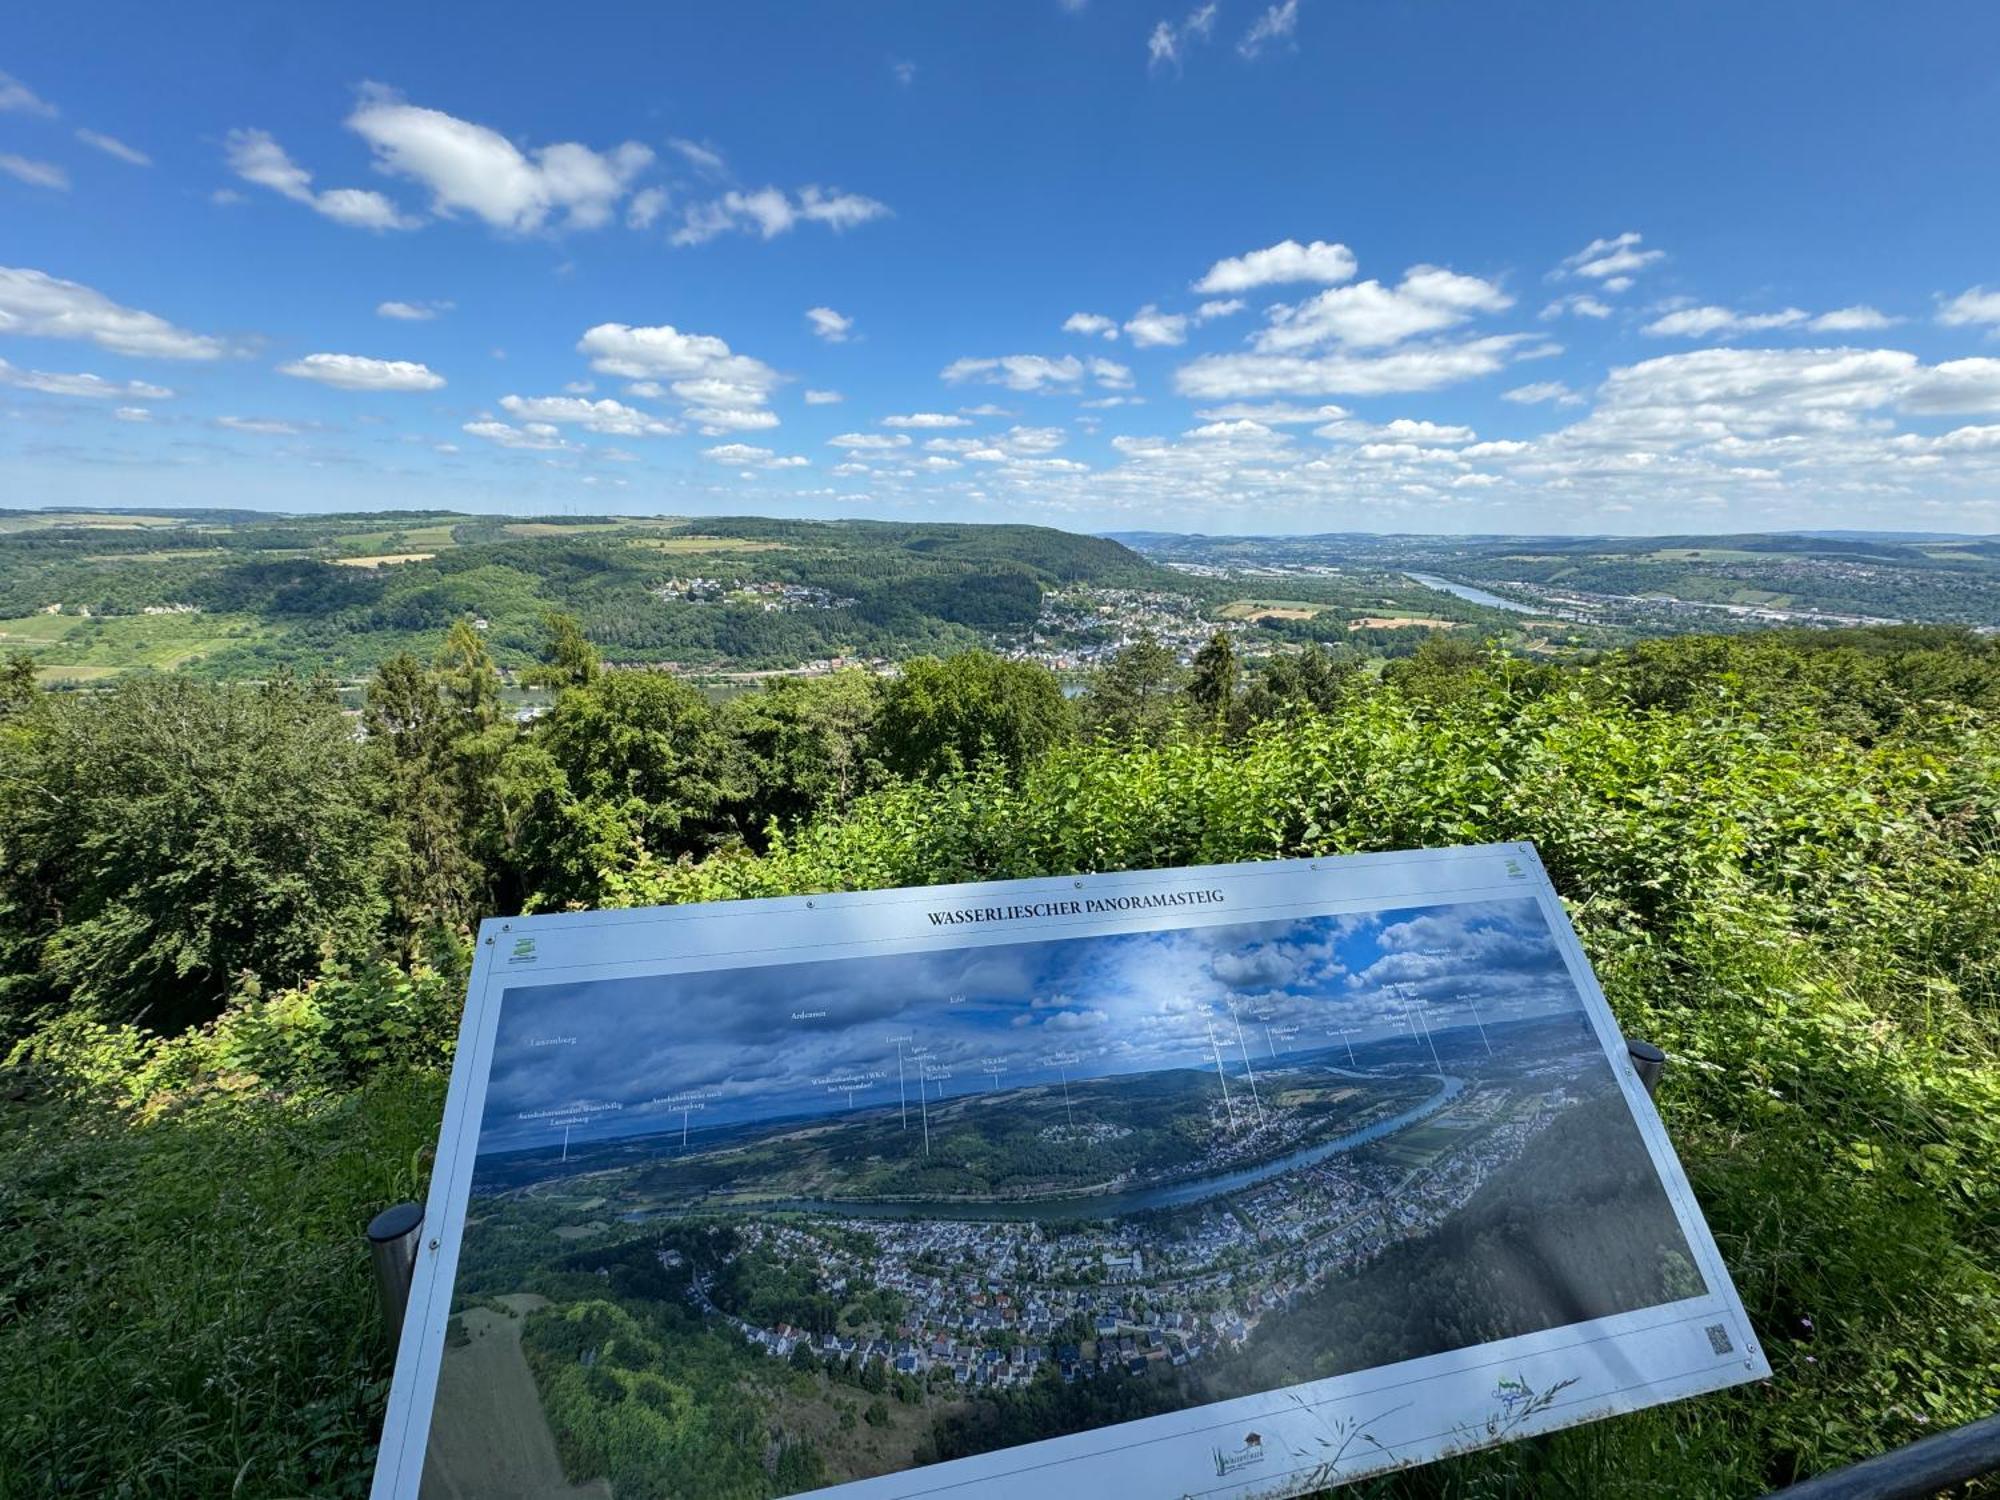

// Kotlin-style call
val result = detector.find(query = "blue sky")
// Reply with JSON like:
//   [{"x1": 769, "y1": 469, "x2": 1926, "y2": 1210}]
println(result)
[
  {"x1": 4, "y1": 2, "x2": 1999, "y2": 534},
  {"x1": 475, "y1": 899, "x2": 1586, "y2": 1151}
]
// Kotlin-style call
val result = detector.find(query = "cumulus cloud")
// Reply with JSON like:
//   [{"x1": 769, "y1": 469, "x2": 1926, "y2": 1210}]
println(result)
[
  {"x1": 1256, "y1": 265, "x2": 1512, "y2": 351},
  {"x1": 941, "y1": 353, "x2": 1087, "y2": 392},
  {"x1": 625, "y1": 186, "x2": 668, "y2": 230},
  {"x1": 881, "y1": 412, "x2": 970, "y2": 428},
  {"x1": 376, "y1": 299, "x2": 452, "y2": 321},
  {"x1": 1642, "y1": 304, "x2": 1810, "y2": 338},
  {"x1": 277, "y1": 352, "x2": 445, "y2": 391},
  {"x1": 1555, "y1": 231, "x2": 1664, "y2": 284},
  {"x1": 1194, "y1": 238, "x2": 1356, "y2": 294},
  {"x1": 1124, "y1": 304, "x2": 1187, "y2": 347},
  {"x1": 0, "y1": 155, "x2": 67, "y2": 190},
  {"x1": 0, "y1": 357, "x2": 173, "y2": 400},
  {"x1": 703, "y1": 443, "x2": 809, "y2": 468},
  {"x1": 75, "y1": 129, "x2": 149, "y2": 166},
  {"x1": 216, "y1": 415, "x2": 301, "y2": 435},
  {"x1": 806, "y1": 306, "x2": 854, "y2": 342},
  {"x1": 577, "y1": 320, "x2": 782, "y2": 432},
  {"x1": 462, "y1": 418, "x2": 573, "y2": 451},
  {"x1": 803, "y1": 388, "x2": 843, "y2": 404},
  {"x1": 1196, "y1": 297, "x2": 1246, "y2": 321},
  {"x1": 1540, "y1": 293, "x2": 1611, "y2": 320},
  {"x1": 670, "y1": 185, "x2": 890, "y2": 246},
  {"x1": 829, "y1": 431, "x2": 912, "y2": 451},
  {"x1": 1503, "y1": 379, "x2": 1584, "y2": 406},
  {"x1": 499, "y1": 393, "x2": 677, "y2": 436},
  {"x1": 1938, "y1": 286, "x2": 2000, "y2": 330},
  {"x1": 225, "y1": 128, "x2": 419, "y2": 231},
  {"x1": 0, "y1": 266, "x2": 226, "y2": 359},
  {"x1": 1812, "y1": 305, "x2": 1895, "y2": 332},
  {"x1": 345, "y1": 90, "x2": 652, "y2": 233},
  {"x1": 1238, "y1": 0, "x2": 1299, "y2": 59},
  {"x1": 1176, "y1": 334, "x2": 1532, "y2": 399},
  {"x1": 1063, "y1": 312, "x2": 1119, "y2": 340}
]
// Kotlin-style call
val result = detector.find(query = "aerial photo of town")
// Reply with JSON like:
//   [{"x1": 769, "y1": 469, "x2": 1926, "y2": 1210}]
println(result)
[{"x1": 424, "y1": 900, "x2": 1704, "y2": 1499}]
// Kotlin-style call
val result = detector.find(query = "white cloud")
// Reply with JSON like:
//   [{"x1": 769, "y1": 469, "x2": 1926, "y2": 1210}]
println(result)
[
  {"x1": 1641, "y1": 304, "x2": 1811, "y2": 338},
  {"x1": 667, "y1": 138, "x2": 727, "y2": 175},
  {"x1": 1194, "y1": 238, "x2": 1356, "y2": 294},
  {"x1": 803, "y1": 388, "x2": 844, "y2": 404},
  {"x1": 1256, "y1": 265, "x2": 1512, "y2": 351},
  {"x1": 684, "y1": 405, "x2": 779, "y2": 433},
  {"x1": 626, "y1": 186, "x2": 668, "y2": 230},
  {"x1": 278, "y1": 353, "x2": 445, "y2": 391},
  {"x1": 942, "y1": 353, "x2": 1087, "y2": 391},
  {"x1": 376, "y1": 299, "x2": 452, "y2": 320},
  {"x1": 829, "y1": 432, "x2": 912, "y2": 451},
  {"x1": 1238, "y1": 0, "x2": 1299, "y2": 59},
  {"x1": 577, "y1": 321, "x2": 782, "y2": 432},
  {"x1": 1192, "y1": 400, "x2": 1349, "y2": 424},
  {"x1": 1812, "y1": 305, "x2": 1895, "y2": 332},
  {"x1": 1556, "y1": 231, "x2": 1664, "y2": 283},
  {"x1": 882, "y1": 412, "x2": 970, "y2": 428},
  {"x1": 75, "y1": 129, "x2": 149, "y2": 166},
  {"x1": 225, "y1": 128, "x2": 419, "y2": 231},
  {"x1": 1903, "y1": 357, "x2": 2000, "y2": 414},
  {"x1": 1195, "y1": 297, "x2": 1245, "y2": 321},
  {"x1": 1540, "y1": 293, "x2": 1612, "y2": 320},
  {"x1": 0, "y1": 155, "x2": 68, "y2": 191},
  {"x1": 0, "y1": 71, "x2": 55, "y2": 117},
  {"x1": 1176, "y1": 334, "x2": 1531, "y2": 399},
  {"x1": 217, "y1": 415, "x2": 301, "y2": 435},
  {"x1": 113, "y1": 406, "x2": 149, "y2": 422},
  {"x1": 1063, "y1": 312, "x2": 1119, "y2": 340},
  {"x1": 670, "y1": 185, "x2": 889, "y2": 245},
  {"x1": 1124, "y1": 304, "x2": 1187, "y2": 347},
  {"x1": 345, "y1": 90, "x2": 653, "y2": 233},
  {"x1": 806, "y1": 306, "x2": 854, "y2": 342},
  {"x1": 499, "y1": 393, "x2": 676, "y2": 436},
  {"x1": 1148, "y1": 3, "x2": 1218, "y2": 70},
  {"x1": 0, "y1": 266, "x2": 226, "y2": 359},
  {"x1": 463, "y1": 418, "x2": 573, "y2": 451},
  {"x1": 891, "y1": 58, "x2": 918, "y2": 86},
  {"x1": 0, "y1": 357, "x2": 173, "y2": 400},
  {"x1": 1938, "y1": 286, "x2": 2000, "y2": 330},
  {"x1": 1090, "y1": 356, "x2": 1134, "y2": 389},
  {"x1": 703, "y1": 443, "x2": 808, "y2": 468},
  {"x1": 1503, "y1": 380, "x2": 1584, "y2": 406}
]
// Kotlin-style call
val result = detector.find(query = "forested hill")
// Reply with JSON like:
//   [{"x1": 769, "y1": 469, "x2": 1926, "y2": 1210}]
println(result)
[{"x1": 0, "y1": 509, "x2": 1182, "y2": 681}]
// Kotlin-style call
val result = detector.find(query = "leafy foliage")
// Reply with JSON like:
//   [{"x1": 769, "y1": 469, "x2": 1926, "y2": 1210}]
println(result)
[{"x1": 1, "y1": 621, "x2": 1997, "y2": 1497}]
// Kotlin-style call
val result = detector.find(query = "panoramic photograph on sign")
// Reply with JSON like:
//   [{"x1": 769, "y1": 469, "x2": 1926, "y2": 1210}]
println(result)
[{"x1": 371, "y1": 846, "x2": 1766, "y2": 1499}]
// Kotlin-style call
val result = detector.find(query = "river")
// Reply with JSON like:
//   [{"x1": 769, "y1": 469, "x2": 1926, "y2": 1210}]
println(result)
[
  {"x1": 1404, "y1": 572, "x2": 1542, "y2": 615},
  {"x1": 728, "y1": 1070, "x2": 1467, "y2": 1224}
]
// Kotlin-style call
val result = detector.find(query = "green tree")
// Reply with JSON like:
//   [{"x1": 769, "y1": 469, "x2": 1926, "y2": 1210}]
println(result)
[
  {"x1": 1239, "y1": 644, "x2": 1360, "y2": 723},
  {"x1": 523, "y1": 610, "x2": 602, "y2": 690},
  {"x1": 362, "y1": 653, "x2": 485, "y2": 938},
  {"x1": 719, "y1": 670, "x2": 884, "y2": 833},
  {"x1": 1186, "y1": 631, "x2": 1239, "y2": 729},
  {"x1": 1079, "y1": 632, "x2": 1185, "y2": 742},
  {"x1": 875, "y1": 650, "x2": 1070, "y2": 781},
  {"x1": 0, "y1": 674, "x2": 384, "y2": 1029},
  {"x1": 504, "y1": 668, "x2": 750, "y2": 909}
]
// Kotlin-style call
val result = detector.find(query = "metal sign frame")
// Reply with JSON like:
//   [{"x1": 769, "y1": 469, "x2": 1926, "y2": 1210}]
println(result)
[{"x1": 371, "y1": 842, "x2": 1767, "y2": 1499}]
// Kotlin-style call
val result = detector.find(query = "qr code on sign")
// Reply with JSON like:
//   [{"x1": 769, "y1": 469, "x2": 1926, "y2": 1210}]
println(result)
[{"x1": 1706, "y1": 1324, "x2": 1735, "y2": 1356}]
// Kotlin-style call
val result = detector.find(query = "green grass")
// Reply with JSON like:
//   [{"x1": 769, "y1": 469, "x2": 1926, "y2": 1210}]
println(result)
[{"x1": 0, "y1": 1073, "x2": 444, "y2": 1499}]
